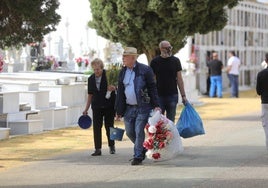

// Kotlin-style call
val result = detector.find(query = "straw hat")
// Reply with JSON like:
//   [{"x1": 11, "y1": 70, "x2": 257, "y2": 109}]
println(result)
[{"x1": 123, "y1": 47, "x2": 138, "y2": 56}]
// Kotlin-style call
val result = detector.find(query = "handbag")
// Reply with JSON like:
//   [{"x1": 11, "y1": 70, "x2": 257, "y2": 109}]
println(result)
[{"x1": 176, "y1": 102, "x2": 205, "y2": 138}]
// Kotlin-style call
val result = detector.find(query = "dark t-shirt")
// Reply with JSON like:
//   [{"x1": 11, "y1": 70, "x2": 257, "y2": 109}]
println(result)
[
  {"x1": 150, "y1": 56, "x2": 182, "y2": 96},
  {"x1": 207, "y1": 60, "x2": 223, "y2": 76}
]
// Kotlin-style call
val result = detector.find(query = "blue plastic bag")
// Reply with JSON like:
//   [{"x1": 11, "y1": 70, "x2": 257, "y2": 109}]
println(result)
[{"x1": 176, "y1": 102, "x2": 205, "y2": 138}]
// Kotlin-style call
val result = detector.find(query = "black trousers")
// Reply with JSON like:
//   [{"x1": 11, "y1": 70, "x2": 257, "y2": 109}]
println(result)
[{"x1": 92, "y1": 108, "x2": 115, "y2": 149}]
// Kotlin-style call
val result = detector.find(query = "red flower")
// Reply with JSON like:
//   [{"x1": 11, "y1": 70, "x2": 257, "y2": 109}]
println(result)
[
  {"x1": 75, "y1": 57, "x2": 83, "y2": 63},
  {"x1": 152, "y1": 152, "x2": 161, "y2": 159},
  {"x1": 148, "y1": 132, "x2": 154, "y2": 137},
  {"x1": 84, "y1": 59, "x2": 89, "y2": 67},
  {"x1": 143, "y1": 138, "x2": 154, "y2": 149},
  {"x1": 75, "y1": 57, "x2": 83, "y2": 67},
  {"x1": 158, "y1": 141, "x2": 166, "y2": 149},
  {"x1": 156, "y1": 133, "x2": 166, "y2": 141},
  {"x1": 155, "y1": 121, "x2": 164, "y2": 134},
  {"x1": 155, "y1": 120, "x2": 164, "y2": 128},
  {"x1": 165, "y1": 131, "x2": 173, "y2": 140}
]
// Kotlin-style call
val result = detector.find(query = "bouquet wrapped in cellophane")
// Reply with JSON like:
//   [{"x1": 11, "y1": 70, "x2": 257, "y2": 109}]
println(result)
[
  {"x1": 105, "y1": 63, "x2": 121, "y2": 99},
  {"x1": 143, "y1": 110, "x2": 184, "y2": 161}
]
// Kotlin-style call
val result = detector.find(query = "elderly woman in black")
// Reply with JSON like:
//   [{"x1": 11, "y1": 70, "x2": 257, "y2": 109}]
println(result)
[{"x1": 83, "y1": 58, "x2": 116, "y2": 156}]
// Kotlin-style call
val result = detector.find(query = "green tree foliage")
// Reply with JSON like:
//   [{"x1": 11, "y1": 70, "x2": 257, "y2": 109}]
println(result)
[
  {"x1": 88, "y1": 0, "x2": 241, "y2": 61},
  {"x1": 0, "y1": 0, "x2": 61, "y2": 48}
]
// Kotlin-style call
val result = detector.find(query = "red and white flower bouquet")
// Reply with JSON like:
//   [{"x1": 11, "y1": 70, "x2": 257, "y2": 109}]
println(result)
[{"x1": 143, "y1": 110, "x2": 183, "y2": 161}]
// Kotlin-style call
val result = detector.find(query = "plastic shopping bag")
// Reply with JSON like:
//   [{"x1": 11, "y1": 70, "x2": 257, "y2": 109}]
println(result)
[{"x1": 176, "y1": 102, "x2": 205, "y2": 138}]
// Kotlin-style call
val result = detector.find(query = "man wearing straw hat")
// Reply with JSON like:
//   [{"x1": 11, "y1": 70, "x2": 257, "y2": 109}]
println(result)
[{"x1": 115, "y1": 47, "x2": 161, "y2": 165}]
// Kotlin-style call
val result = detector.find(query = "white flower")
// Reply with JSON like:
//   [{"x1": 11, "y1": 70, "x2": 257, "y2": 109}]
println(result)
[
  {"x1": 146, "y1": 149, "x2": 153, "y2": 159},
  {"x1": 148, "y1": 126, "x2": 157, "y2": 133}
]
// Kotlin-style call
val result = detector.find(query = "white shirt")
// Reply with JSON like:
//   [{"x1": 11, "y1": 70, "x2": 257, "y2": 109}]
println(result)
[
  {"x1": 227, "y1": 56, "x2": 241, "y2": 75},
  {"x1": 95, "y1": 76, "x2": 101, "y2": 90}
]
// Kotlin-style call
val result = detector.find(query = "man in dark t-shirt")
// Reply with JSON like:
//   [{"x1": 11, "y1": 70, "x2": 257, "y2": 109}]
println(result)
[
  {"x1": 207, "y1": 52, "x2": 223, "y2": 98},
  {"x1": 150, "y1": 40, "x2": 188, "y2": 122}
]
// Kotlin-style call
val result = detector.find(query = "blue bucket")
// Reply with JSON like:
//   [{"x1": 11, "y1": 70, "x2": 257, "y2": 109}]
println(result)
[
  {"x1": 110, "y1": 127, "x2": 125, "y2": 141},
  {"x1": 78, "y1": 115, "x2": 92, "y2": 129}
]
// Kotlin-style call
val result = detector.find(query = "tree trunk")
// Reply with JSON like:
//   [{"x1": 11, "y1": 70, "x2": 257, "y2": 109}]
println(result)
[{"x1": 144, "y1": 48, "x2": 160, "y2": 65}]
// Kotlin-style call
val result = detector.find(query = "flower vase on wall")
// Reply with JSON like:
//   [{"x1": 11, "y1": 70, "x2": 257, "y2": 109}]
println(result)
[{"x1": 77, "y1": 62, "x2": 82, "y2": 71}]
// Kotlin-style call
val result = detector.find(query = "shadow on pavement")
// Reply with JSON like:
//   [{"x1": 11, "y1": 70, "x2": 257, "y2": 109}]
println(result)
[{"x1": 41, "y1": 145, "x2": 267, "y2": 168}]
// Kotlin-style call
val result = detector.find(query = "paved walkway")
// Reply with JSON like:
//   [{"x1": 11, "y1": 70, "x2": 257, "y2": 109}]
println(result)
[{"x1": 0, "y1": 111, "x2": 267, "y2": 188}]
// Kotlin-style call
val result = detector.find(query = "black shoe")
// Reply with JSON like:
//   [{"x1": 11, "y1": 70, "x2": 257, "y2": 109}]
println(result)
[
  {"x1": 142, "y1": 148, "x2": 147, "y2": 160},
  {"x1": 131, "y1": 158, "x2": 142, "y2": 165},
  {"x1": 109, "y1": 146, "x2": 115, "y2": 154},
  {"x1": 91, "y1": 149, "x2": 101, "y2": 156}
]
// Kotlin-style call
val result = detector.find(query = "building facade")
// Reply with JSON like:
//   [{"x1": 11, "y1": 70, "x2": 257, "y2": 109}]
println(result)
[{"x1": 193, "y1": 0, "x2": 268, "y2": 94}]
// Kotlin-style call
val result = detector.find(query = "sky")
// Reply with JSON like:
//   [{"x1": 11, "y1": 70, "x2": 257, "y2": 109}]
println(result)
[
  {"x1": 44, "y1": 0, "x2": 268, "y2": 63},
  {"x1": 43, "y1": 0, "x2": 150, "y2": 64},
  {"x1": 44, "y1": 0, "x2": 107, "y2": 59}
]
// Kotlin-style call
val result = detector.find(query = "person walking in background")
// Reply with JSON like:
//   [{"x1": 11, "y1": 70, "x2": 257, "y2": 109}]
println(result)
[
  {"x1": 83, "y1": 58, "x2": 116, "y2": 156},
  {"x1": 204, "y1": 52, "x2": 213, "y2": 96},
  {"x1": 256, "y1": 52, "x2": 268, "y2": 150},
  {"x1": 207, "y1": 52, "x2": 223, "y2": 98},
  {"x1": 227, "y1": 51, "x2": 241, "y2": 98},
  {"x1": 150, "y1": 40, "x2": 187, "y2": 122},
  {"x1": 115, "y1": 47, "x2": 161, "y2": 165}
]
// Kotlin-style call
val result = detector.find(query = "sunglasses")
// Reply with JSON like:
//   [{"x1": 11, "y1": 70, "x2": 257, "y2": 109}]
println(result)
[{"x1": 162, "y1": 46, "x2": 173, "y2": 51}]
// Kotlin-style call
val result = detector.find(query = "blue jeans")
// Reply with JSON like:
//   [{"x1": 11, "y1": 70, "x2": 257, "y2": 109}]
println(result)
[
  {"x1": 124, "y1": 106, "x2": 150, "y2": 159},
  {"x1": 159, "y1": 94, "x2": 178, "y2": 122},
  {"x1": 209, "y1": 75, "x2": 222, "y2": 98},
  {"x1": 228, "y1": 74, "x2": 239, "y2": 97}
]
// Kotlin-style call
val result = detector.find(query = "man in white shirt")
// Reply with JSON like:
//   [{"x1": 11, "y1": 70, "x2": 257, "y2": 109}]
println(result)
[{"x1": 227, "y1": 51, "x2": 241, "y2": 98}]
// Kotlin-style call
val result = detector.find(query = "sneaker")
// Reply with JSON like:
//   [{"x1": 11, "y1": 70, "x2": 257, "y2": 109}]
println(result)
[
  {"x1": 91, "y1": 149, "x2": 101, "y2": 156},
  {"x1": 131, "y1": 158, "x2": 142, "y2": 165},
  {"x1": 109, "y1": 146, "x2": 115, "y2": 154}
]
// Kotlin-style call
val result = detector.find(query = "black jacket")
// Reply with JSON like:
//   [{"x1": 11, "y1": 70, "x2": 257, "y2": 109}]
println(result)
[
  {"x1": 115, "y1": 62, "x2": 160, "y2": 116},
  {"x1": 88, "y1": 70, "x2": 115, "y2": 110},
  {"x1": 256, "y1": 67, "x2": 268, "y2": 104}
]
